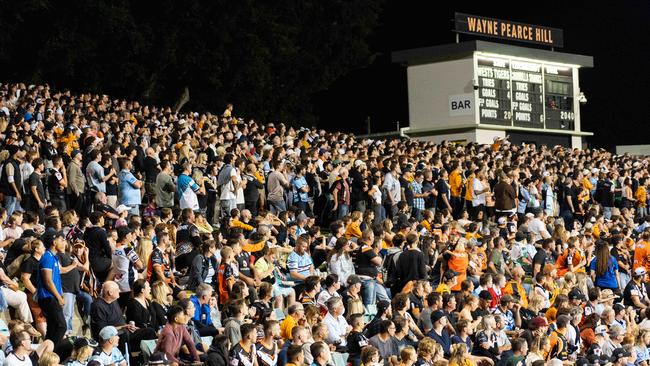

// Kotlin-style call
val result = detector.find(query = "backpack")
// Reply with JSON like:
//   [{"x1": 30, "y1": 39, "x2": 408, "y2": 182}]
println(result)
[{"x1": 7, "y1": 253, "x2": 28, "y2": 279}]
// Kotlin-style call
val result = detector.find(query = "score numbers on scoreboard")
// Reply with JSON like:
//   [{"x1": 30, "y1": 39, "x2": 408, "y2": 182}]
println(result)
[{"x1": 476, "y1": 56, "x2": 575, "y2": 130}]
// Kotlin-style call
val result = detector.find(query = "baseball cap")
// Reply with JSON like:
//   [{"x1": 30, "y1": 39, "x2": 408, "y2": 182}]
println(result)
[
  {"x1": 530, "y1": 316, "x2": 549, "y2": 329},
  {"x1": 569, "y1": 288, "x2": 587, "y2": 301},
  {"x1": 377, "y1": 300, "x2": 391, "y2": 316},
  {"x1": 635, "y1": 267, "x2": 647, "y2": 277},
  {"x1": 99, "y1": 326, "x2": 119, "y2": 341},
  {"x1": 443, "y1": 270, "x2": 459, "y2": 281},
  {"x1": 73, "y1": 337, "x2": 98, "y2": 350},
  {"x1": 594, "y1": 325, "x2": 608, "y2": 336},
  {"x1": 479, "y1": 290, "x2": 492, "y2": 301},
  {"x1": 497, "y1": 217, "x2": 507, "y2": 225},
  {"x1": 42, "y1": 230, "x2": 65, "y2": 248},
  {"x1": 430, "y1": 310, "x2": 447, "y2": 324},
  {"x1": 611, "y1": 348, "x2": 632, "y2": 362},
  {"x1": 148, "y1": 352, "x2": 172, "y2": 365}
]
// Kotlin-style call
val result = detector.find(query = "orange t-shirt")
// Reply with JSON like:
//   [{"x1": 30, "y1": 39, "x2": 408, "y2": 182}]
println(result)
[
  {"x1": 449, "y1": 170, "x2": 463, "y2": 197},
  {"x1": 447, "y1": 251, "x2": 469, "y2": 291},
  {"x1": 555, "y1": 249, "x2": 583, "y2": 277},
  {"x1": 634, "y1": 240, "x2": 650, "y2": 271}
]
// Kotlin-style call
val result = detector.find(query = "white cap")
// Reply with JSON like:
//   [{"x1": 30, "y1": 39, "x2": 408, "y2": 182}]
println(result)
[
  {"x1": 635, "y1": 267, "x2": 647, "y2": 277},
  {"x1": 354, "y1": 160, "x2": 365, "y2": 168},
  {"x1": 497, "y1": 217, "x2": 507, "y2": 225},
  {"x1": 116, "y1": 205, "x2": 130, "y2": 214}
]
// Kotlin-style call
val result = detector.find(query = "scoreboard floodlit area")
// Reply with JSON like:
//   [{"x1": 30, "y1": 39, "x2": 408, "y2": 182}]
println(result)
[{"x1": 391, "y1": 14, "x2": 593, "y2": 148}]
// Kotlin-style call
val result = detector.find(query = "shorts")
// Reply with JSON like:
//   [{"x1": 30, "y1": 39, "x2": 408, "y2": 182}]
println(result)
[{"x1": 273, "y1": 283, "x2": 294, "y2": 298}]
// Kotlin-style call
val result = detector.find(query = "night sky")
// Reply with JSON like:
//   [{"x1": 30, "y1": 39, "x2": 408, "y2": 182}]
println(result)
[{"x1": 316, "y1": 1, "x2": 650, "y2": 149}]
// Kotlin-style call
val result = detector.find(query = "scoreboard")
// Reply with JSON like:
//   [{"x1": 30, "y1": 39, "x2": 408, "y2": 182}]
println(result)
[{"x1": 476, "y1": 55, "x2": 575, "y2": 130}]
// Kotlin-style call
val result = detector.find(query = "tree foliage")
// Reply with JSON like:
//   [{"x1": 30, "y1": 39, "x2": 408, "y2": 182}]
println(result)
[{"x1": 0, "y1": 0, "x2": 383, "y2": 124}]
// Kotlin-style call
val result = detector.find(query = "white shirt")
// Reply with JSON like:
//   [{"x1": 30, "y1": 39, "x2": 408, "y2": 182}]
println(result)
[
  {"x1": 382, "y1": 172, "x2": 401, "y2": 203},
  {"x1": 471, "y1": 178, "x2": 486, "y2": 206},
  {"x1": 528, "y1": 218, "x2": 550, "y2": 242},
  {"x1": 220, "y1": 168, "x2": 238, "y2": 200},
  {"x1": 4, "y1": 353, "x2": 32, "y2": 366},
  {"x1": 323, "y1": 312, "x2": 349, "y2": 346}
]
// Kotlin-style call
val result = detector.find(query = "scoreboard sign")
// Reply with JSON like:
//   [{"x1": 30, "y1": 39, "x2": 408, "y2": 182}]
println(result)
[
  {"x1": 476, "y1": 55, "x2": 575, "y2": 129},
  {"x1": 455, "y1": 13, "x2": 564, "y2": 48}
]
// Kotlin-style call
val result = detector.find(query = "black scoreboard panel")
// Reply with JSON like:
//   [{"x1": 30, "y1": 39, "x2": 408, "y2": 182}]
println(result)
[
  {"x1": 476, "y1": 56, "x2": 575, "y2": 130},
  {"x1": 477, "y1": 58, "x2": 512, "y2": 126},
  {"x1": 510, "y1": 61, "x2": 544, "y2": 128},
  {"x1": 544, "y1": 66, "x2": 574, "y2": 130}
]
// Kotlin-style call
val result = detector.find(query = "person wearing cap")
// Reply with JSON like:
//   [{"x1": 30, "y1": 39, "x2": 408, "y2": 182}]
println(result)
[
  {"x1": 147, "y1": 352, "x2": 174, "y2": 366},
  {"x1": 90, "y1": 326, "x2": 127, "y2": 366},
  {"x1": 427, "y1": 310, "x2": 452, "y2": 358},
  {"x1": 602, "y1": 325, "x2": 625, "y2": 358},
  {"x1": 435, "y1": 270, "x2": 458, "y2": 295},
  {"x1": 67, "y1": 337, "x2": 99, "y2": 366},
  {"x1": 364, "y1": 300, "x2": 392, "y2": 339},
  {"x1": 623, "y1": 267, "x2": 650, "y2": 310},
  {"x1": 492, "y1": 295, "x2": 521, "y2": 334},
  {"x1": 611, "y1": 347, "x2": 633, "y2": 366}
]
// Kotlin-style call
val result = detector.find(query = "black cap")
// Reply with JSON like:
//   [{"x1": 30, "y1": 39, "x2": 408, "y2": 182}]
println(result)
[
  {"x1": 117, "y1": 226, "x2": 133, "y2": 242},
  {"x1": 611, "y1": 348, "x2": 631, "y2": 362},
  {"x1": 479, "y1": 290, "x2": 493, "y2": 301},
  {"x1": 598, "y1": 355, "x2": 612, "y2": 366},
  {"x1": 42, "y1": 230, "x2": 64, "y2": 248},
  {"x1": 377, "y1": 300, "x2": 390, "y2": 316},
  {"x1": 73, "y1": 337, "x2": 98, "y2": 350},
  {"x1": 575, "y1": 358, "x2": 589, "y2": 366},
  {"x1": 430, "y1": 310, "x2": 447, "y2": 324},
  {"x1": 569, "y1": 288, "x2": 587, "y2": 301},
  {"x1": 443, "y1": 270, "x2": 459, "y2": 281},
  {"x1": 147, "y1": 352, "x2": 172, "y2": 365}
]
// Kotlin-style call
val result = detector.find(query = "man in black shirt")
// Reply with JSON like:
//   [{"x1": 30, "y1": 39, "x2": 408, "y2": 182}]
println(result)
[
  {"x1": 394, "y1": 233, "x2": 427, "y2": 294},
  {"x1": 558, "y1": 175, "x2": 576, "y2": 230},
  {"x1": 48, "y1": 156, "x2": 67, "y2": 212},
  {"x1": 435, "y1": 170, "x2": 452, "y2": 216},
  {"x1": 532, "y1": 238, "x2": 553, "y2": 278},
  {"x1": 26, "y1": 158, "x2": 47, "y2": 222},
  {"x1": 84, "y1": 212, "x2": 113, "y2": 283},
  {"x1": 90, "y1": 281, "x2": 155, "y2": 355},
  {"x1": 623, "y1": 267, "x2": 649, "y2": 310}
]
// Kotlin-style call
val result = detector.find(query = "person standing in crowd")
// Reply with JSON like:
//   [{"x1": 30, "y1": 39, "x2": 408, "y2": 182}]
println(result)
[
  {"x1": 1, "y1": 145, "x2": 26, "y2": 216},
  {"x1": 267, "y1": 160, "x2": 290, "y2": 215},
  {"x1": 37, "y1": 231, "x2": 69, "y2": 345},
  {"x1": 66, "y1": 149, "x2": 87, "y2": 216},
  {"x1": 117, "y1": 158, "x2": 143, "y2": 217},
  {"x1": 383, "y1": 162, "x2": 401, "y2": 220},
  {"x1": 154, "y1": 160, "x2": 176, "y2": 210}
]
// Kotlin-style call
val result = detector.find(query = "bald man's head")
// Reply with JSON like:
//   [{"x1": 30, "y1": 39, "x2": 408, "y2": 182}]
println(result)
[{"x1": 102, "y1": 281, "x2": 120, "y2": 302}]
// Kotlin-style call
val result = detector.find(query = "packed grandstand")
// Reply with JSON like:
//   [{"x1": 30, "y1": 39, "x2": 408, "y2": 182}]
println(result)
[{"x1": 0, "y1": 82, "x2": 648, "y2": 366}]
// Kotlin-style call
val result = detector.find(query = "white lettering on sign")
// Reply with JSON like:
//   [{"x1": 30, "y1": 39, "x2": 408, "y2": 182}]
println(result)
[
  {"x1": 511, "y1": 61, "x2": 541, "y2": 72},
  {"x1": 482, "y1": 88, "x2": 496, "y2": 98},
  {"x1": 485, "y1": 99, "x2": 500, "y2": 108},
  {"x1": 515, "y1": 82, "x2": 528, "y2": 91},
  {"x1": 494, "y1": 69, "x2": 510, "y2": 79},
  {"x1": 477, "y1": 67, "x2": 494, "y2": 78},
  {"x1": 515, "y1": 92, "x2": 529, "y2": 101},
  {"x1": 518, "y1": 102, "x2": 532, "y2": 112},
  {"x1": 482, "y1": 78, "x2": 495, "y2": 87},
  {"x1": 492, "y1": 59, "x2": 507, "y2": 68},
  {"x1": 515, "y1": 112, "x2": 531, "y2": 121},
  {"x1": 449, "y1": 93, "x2": 475, "y2": 116},
  {"x1": 529, "y1": 74, "x2": 543, "y2": 83},
  {"x1": 511, "y1": 71, "x2": 528, "y2": 82},
  {"x1": 481, "y1": 109, "x2": 498, "y2": 118}
]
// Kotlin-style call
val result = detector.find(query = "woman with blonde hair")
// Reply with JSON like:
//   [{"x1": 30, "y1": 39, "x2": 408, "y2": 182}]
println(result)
[
  {"x1": 525, "y1": 335, "x2": 551, "y2": 366},
  {"x1": 66, "y1": 337, "x2": 98, "y2": 366},
  {"x1": 473, "y1": 315, "x2": 499, "y2": 360},
  {"x1": 151, "y1": 281, "x2": 172, "y2": 330},
  {"x1": 448, "y1": 343, "x2": 475, "y2": 366},
  {"x1": 635, "y1": 329, "x2": 650, "y2": 366},
  {"x1": 38, "y1": 351, "x2": 60, "y2": 366}
]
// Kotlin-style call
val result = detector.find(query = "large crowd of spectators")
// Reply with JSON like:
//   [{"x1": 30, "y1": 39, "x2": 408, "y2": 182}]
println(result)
[{"x1": 0, "y1": 82, "x2": 649, "y2": 366}]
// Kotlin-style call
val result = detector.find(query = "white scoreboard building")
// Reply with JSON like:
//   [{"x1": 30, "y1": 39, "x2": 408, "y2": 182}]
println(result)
[{"x1": 392, "y1": 40, "x2": 594, "y2": 148}]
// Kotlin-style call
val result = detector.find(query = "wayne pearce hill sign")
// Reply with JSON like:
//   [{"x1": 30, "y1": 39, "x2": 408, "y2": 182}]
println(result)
[{"x1": 454, "y1": 13, "x2": 564, "y2": 48}]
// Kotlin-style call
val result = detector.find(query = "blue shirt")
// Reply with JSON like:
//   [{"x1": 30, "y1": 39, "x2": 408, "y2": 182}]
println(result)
[
  {"x1": 190, "y1": 295, "x2": 213, "y2": 326},
  {"x1": 118, "y1": 169, "x2": 141, "y2": 206},
  {"x1": 292, "y1": 176, "x2": 309, "y2": 202},
  {"x1": 86, "y1": 161, "x2": 106, "y2": 193},
  {"x1": 37, "y1": 250, "x2": 62, "y2": 300},
  {"x1": 287, "y1": 251, "x2": 313, "y2": 283},
  {"x1": 177, "y1": 173, "x2": 200, "y2": 197},
  {"x1": 590, "y1": 256, "x2": 619, "y2": 289}
]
